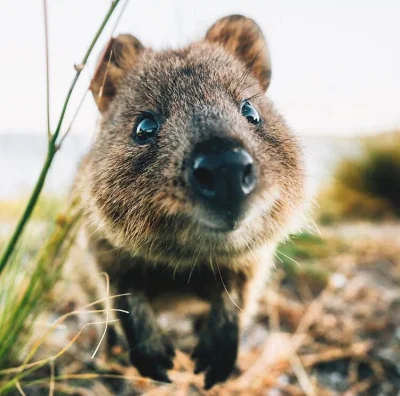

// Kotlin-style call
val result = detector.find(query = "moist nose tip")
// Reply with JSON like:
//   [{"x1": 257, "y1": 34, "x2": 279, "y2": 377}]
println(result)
[
  {"x1": 189, "y1": 145, "x2": 257, "y2": 208},
  {"x1": 192, "y1": 161, "x2": 217, "y2": 198},
  {"x1": 241, "y1": 161, "x2": 257, "y2": 194}
]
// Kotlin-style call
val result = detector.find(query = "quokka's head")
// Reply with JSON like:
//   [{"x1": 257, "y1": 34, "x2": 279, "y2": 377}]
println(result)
[{"x1": 86, "y1": 15, "x2": 305, "y2": 262}]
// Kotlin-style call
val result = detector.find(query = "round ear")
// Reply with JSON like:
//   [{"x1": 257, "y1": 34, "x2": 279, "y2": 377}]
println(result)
[
  {"x1": 205, "y1": 15, "x2": 271, "y2": 91},
  {"x1": 90, "y1": 34, "x2": 144, "y2": 113}
]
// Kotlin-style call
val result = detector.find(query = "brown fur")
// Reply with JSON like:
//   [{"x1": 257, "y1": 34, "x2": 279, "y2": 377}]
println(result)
[{"x1": 74, "y1": 15, "x2": 305, "y2": 388}]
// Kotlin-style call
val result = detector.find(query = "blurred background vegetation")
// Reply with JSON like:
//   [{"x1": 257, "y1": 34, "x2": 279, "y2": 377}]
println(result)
[{"x1": 318, "y1": 130, "x2": 400, "y2": 224}]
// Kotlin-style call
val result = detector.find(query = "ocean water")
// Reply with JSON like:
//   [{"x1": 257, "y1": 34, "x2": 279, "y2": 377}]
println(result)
[{"x1": 0, "y1": 133, "x2": 356, "y2": 200}]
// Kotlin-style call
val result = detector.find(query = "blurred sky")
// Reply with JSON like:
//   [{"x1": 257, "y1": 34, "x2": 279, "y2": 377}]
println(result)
[{"x1": 0, "y1": 0, "x2": 399, "y2": 137}]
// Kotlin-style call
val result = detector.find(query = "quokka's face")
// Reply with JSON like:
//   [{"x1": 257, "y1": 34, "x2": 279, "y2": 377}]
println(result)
[{"x1": 86, "y1": 15, "x2": 305, "y2": 262}]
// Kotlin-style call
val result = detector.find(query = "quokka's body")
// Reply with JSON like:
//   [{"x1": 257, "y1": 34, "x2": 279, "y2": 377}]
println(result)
[{"x1": 74, "y1": 14, "x2": 305, "y2": 389}]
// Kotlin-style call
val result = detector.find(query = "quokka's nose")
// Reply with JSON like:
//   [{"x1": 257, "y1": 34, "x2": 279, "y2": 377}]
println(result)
[{"x1": 189, "y1": 139, "x2": 257, "y2": 217}]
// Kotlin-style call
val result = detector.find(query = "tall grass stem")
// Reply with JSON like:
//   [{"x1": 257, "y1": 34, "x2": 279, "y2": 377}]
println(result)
[{"x1": 0, "y1": 0, "x2": 121, "y2": 274}]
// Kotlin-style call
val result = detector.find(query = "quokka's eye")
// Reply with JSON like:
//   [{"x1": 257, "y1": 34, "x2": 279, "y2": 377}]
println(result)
[
  {"x1": 132, "y1": 113, "x2": 160, "y2": 144},
  {"x1": 240, "y1": 100, "x2": 261, "y2": 125}
]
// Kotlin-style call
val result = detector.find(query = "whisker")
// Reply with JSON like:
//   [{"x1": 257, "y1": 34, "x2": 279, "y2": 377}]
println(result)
[
  {"x1": 275, "y1": 249, "x2": 301, "y2": 266},
  {"x1": 187, "y1": 245, "x2": 202, "y2": 284},
  {"x1": 234, "y1": 42, "x2": 267, "y2": 97},
  {"x1": 209, "y1": 251, "x2": 216, "y2": 275},
  {"x1": 246, "y1": 91, "x2": 265, "y2": 102},
  {"x1": 216, "y1": 262, "x2": 243, "y2": 312}
]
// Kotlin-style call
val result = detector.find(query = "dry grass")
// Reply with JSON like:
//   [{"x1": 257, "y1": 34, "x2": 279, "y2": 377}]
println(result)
[{"x1": 4, "y1": 226, "x2": 398, "y2": 395}]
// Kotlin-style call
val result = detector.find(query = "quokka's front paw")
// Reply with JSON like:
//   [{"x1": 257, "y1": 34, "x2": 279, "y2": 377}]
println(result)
[
  {"x1": 129, "y1": 334, "x2": 175, "y2": 383},
  {"x1": 191, "y1": 319, "x2": 239, "y2": 389}
]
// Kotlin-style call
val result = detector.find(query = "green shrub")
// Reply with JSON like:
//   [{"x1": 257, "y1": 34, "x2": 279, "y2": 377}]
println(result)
[
  {"x1": 0, "y1": 201, "x2": 81, "y2": 393},
  {"x1": 318, "y1": 131, "x2": 400, "y2": 223}
]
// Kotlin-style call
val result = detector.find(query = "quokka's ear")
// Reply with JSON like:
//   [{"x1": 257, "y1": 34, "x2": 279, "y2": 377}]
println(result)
[
  {"x1": 90, "y1": 34, "x2": 144, "y2": 113},
  {"x1": 205, "y1": 15, "x2": 271, "y2": 91}
]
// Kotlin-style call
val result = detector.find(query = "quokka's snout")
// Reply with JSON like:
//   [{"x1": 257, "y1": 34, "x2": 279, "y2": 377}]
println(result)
[{"x1": 189, "y1": 137, "x2": 257, "y2": 231}]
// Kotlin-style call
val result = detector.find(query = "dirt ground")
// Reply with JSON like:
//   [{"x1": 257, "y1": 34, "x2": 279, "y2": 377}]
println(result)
[{"x1": 18, "y1": 222, "x2": 400, "y2": 395}]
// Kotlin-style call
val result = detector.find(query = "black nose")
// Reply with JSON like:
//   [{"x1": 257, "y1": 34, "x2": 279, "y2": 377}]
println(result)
[{"x1": 190, "y1": 141, "x2": 257, "y2": 218}]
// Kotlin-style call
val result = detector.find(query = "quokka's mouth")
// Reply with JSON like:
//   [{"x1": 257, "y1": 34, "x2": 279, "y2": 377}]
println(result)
[{"x1": 196, "y1": 212, "x2": 243, "y2": 234}]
